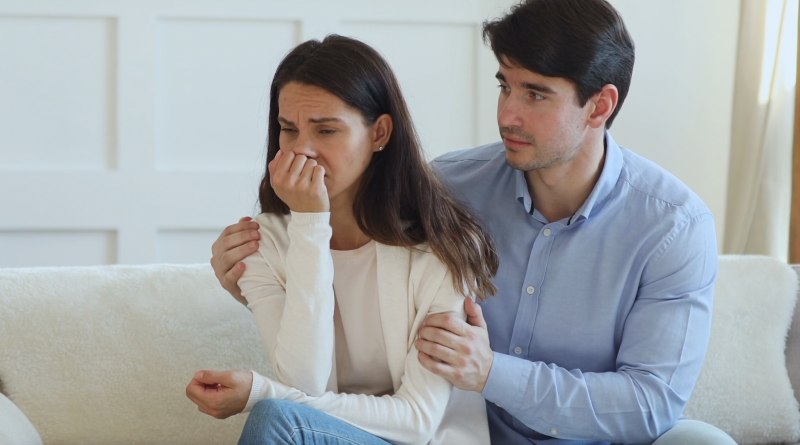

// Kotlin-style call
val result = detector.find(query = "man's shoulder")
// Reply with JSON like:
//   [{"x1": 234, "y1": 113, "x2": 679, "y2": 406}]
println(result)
[
  {"x1": 432, "y1": 141, "x2": 508, "y2": 184},
  {"x1": 433, "y1": 141, "x2": 506, "y2": 165},
  {"x1": 618, "y1": 147, "x2": 710, "y2": 218}
]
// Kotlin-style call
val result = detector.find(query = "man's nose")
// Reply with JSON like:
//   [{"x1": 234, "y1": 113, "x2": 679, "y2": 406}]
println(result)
[{"x1": 497, "y1": 95, "x2": 524, "y2": 128}]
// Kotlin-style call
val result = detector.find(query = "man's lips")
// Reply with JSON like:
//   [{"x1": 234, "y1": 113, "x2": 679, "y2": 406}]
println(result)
[{"x1": 502, "y1": 135, "x2": 531, "y2": 149}]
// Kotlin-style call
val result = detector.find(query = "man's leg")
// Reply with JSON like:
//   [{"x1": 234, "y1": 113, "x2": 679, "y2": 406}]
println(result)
[
  {"x1": 238, "y1": 399, "x2": 391, "y2": 445},
  {"x1": 651, "y1": 419, "x2": 736, "y2": 445}
]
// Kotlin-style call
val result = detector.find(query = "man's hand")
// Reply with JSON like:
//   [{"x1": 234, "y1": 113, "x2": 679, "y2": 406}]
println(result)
[
  {"x1": 211, "y1": 217, "x2": 261, "y2": 305},
  {"x1": 415, "y1": 298, "x2": 494, "y2": 393},
  {"x1": 268, "y1": 150, "x2": 329, "y2": 213},
  {"x1": 185, "y1": 370, "x2": 253, "y2": 419}
]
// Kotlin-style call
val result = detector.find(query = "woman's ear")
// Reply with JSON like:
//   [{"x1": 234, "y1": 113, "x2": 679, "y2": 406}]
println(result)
[{"x1": 372, "y1": 114, "x2": 393, "y2": 152}]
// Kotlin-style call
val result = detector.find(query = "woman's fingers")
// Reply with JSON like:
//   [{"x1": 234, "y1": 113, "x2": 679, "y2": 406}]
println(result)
[{"x1": 268, "y1": 151, "x2": 329, "y2": 212}]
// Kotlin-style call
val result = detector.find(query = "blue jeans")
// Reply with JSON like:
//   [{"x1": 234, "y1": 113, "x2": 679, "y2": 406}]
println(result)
[{"x1": 238, "y1": 399, "x2": 391, "y2": 445}]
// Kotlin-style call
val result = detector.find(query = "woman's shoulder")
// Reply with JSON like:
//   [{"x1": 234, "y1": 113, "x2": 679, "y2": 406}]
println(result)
[
  {"x1": 253, "y1": 212, "x2": 291, "y2": 256},
  {"x1": 386, "y1": 243, "x2": 452, "y2": 288}
]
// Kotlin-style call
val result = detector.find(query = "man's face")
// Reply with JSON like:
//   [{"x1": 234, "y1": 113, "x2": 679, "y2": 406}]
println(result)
[{"x1": 496, "y1": 59, "x2": 593, "y2": 171}]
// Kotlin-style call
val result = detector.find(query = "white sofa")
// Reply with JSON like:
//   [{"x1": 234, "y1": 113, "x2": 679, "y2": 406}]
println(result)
[{"x1": 0, "y1": 256, "x2": 798, "y2": 445}]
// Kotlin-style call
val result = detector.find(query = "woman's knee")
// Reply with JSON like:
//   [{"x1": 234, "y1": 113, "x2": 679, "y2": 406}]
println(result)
[{"x1": 251, "y1": 398, "x2": 298, "y2": 419}]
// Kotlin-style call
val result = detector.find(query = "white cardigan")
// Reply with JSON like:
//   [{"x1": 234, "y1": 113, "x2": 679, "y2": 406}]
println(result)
[{"x1": 238, "y1": 211, "x2": 489, "y2": 445}]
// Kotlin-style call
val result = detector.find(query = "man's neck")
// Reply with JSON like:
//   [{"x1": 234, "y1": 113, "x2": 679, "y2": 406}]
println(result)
[{"x1": 525, "y1": 133, "x2": 606, "y2": 223}]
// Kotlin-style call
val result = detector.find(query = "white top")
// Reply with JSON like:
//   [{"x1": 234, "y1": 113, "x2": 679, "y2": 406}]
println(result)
[
  {"x1": 331, "y1": 240, "x2": 394, "y2": 396},
  {"x1": 237, "y1": 211, "x2": 489, "y2": 445}
]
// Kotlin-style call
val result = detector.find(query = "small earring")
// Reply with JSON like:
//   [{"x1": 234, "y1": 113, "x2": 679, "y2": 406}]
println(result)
[{"x1": 378, "y1": 146, "x2": 384, "y2": 151}]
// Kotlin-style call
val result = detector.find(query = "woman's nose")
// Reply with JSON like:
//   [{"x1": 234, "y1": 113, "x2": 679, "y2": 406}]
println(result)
[{"x1": 287, "y1": 133, "x2": 317, "y2": 159}]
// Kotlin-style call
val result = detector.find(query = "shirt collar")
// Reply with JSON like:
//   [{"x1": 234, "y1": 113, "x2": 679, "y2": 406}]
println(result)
[
  {"x1": 570, "y1": 131, "x2": 624, "y2": 222},
  {"x1": 515, "y1": 131, "x2": 624, "y2": 223}
]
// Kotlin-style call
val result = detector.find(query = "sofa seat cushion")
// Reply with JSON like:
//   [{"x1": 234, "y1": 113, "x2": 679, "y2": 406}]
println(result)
[
  {"x1": 0, "y1": 265, "x2": 271, "y2": 445},
  {"x1": 684, "y1": 255, "x2": 800, "y2": 444}
]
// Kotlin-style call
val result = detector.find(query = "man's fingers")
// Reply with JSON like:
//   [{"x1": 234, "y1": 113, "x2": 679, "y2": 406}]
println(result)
[
  {"x1": 418, "y1": 326, "x2": 461, "y2": 350},
  {"x1": 219, "y1": 229, "x2": 260, "y2": 257},
  {"x1": 418, "y1": 350, "x2": 457, "y2": 379},
  {"x1": 218, "y1": 242, "x2": 258, "y2": 274},
  {"x1": 423, "y1": 313, "x2": 467, "y2": 336},
  {"x1": 465, "y1": 298, "x2": 488, "y2": 329},
  {"x1": 415, "y1": 337, "x2": 459, "y2": 365}
]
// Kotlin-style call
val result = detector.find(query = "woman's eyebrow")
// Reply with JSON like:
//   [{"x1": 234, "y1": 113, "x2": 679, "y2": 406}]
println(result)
[
  {"x1": 309, "y1": 117, "x2": 342, "y2": 124},
  {"x1": 278, "y1": 116, "x2": 343, "y2": 125}
]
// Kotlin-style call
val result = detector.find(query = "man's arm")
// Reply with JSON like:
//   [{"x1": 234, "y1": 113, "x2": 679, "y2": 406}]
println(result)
[{"x1": 418, "y1": 213, "x2": 718, "y2": 443}]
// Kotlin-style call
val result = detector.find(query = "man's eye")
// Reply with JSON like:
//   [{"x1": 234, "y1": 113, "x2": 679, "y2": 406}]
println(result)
[
  {"x1": 531, "y1": 93, "x2": 545, "y2": 100},
  {"x1": 497, "y1": 84, "x2": 510, "y2": 93},
  {"x1": 320, "y1": 129, "x2": 336, "y2": 134}
]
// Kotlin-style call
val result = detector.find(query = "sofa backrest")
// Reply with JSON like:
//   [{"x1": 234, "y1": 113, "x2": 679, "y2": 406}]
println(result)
[{"x1": 0, "y1": 264, "x2": 271, "y2": 445}]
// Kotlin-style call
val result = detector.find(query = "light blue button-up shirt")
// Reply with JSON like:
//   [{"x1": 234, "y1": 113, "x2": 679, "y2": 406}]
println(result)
[{"x1": 432, "y1": 133, "x2": 717, "y2": 445}]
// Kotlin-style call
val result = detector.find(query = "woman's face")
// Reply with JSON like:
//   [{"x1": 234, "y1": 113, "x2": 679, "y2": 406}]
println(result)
[{"x1": 276, "y1": 82, "x2": 388, "y2": 206}]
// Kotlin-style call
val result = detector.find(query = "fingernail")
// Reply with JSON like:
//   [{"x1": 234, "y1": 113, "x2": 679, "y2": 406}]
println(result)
[
  {"x1": 251, "y1": 231, "x2": 259, "y2": 239},
  {"x1": 249, "y1": 241, "x2": 256, "y2": 248},
  {"x1": 196, "y1": 371, "x2": 204, "y2": 379},
  {"x1": 250, "y1": 222, "x2": 259, "y2": 229},
  {"x1": 275, "y1": 150, "x2": 283, "y2": 158}
]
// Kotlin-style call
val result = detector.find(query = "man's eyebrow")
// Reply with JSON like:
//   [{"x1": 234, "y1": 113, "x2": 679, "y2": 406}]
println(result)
[
  {"x1": 522, "y1": 82, "x2": 556, "y2": 95},
  {"x1": 495, "y1": 72, "x2": 557, "y2": 95}
]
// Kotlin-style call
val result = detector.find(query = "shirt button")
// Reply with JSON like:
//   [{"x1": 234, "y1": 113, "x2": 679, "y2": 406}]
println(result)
[
  {"x1": 543, "y1": 228, "x2": 552, "y2": 236},
  {"x1": 551, "y1": 429, "x2": 558, "y2": 435},
  {"x1": 526, "y1": 286, "x2": 535, "y2": 294},
  {"x1": 514, "y1": 346, "x2": 522, "y2": 355}
]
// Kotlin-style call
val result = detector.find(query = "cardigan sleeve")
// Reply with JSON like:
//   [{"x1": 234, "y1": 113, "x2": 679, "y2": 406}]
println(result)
[
  {"x1": 238, "y1": 211, "x2": 335, "y2": 397},
  {"x1": 243, "y1": 268, "x2": 467, "y2": 445}
]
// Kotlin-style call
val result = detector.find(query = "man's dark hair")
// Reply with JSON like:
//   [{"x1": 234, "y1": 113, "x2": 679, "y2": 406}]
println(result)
[{"x1": 482, "y1": 0, "x2": 635, "y2": 128}]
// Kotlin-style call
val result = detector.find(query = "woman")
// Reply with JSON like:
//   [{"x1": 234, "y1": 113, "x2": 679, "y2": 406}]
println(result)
[{"x1": 186, "y1": 35, "x2": 499, "y2": 445}]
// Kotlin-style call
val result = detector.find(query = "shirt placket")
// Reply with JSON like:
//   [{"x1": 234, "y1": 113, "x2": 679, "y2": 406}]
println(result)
[{"x1": 508, "y1": 224, "x2": 556, "y2": 359}]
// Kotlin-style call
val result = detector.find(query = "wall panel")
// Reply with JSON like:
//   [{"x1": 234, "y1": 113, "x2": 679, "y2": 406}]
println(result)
[
  {"x1": 0, "y1": 16, "x2": 117, "y2": 170},
  {"x1": 155, "y1": 18, "x2": 298, "y2": 171},
  {"x1": 0, "y1": 230, "x2": 116, "y2": 268}
]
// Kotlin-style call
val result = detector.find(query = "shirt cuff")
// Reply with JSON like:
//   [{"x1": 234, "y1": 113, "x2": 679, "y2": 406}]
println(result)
[
  {"x1": 289, "y1": 211, "x2": 331, "y2": 225},
  {"x1": 481, "y1": 352, "x2": 527, "y2": 411},
  {"x1": 243, "y1": 370, "x2": 266, "y2": 413}
]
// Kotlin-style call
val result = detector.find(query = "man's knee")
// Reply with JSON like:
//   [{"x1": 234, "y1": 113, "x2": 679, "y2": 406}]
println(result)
[{"x1": 652, "y1": 419, "x2": 737, "y2": 445}]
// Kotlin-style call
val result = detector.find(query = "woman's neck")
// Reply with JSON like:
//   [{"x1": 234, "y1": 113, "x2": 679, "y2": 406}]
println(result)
[{"x1": 328, "y1": 195, "x2": 372, "y2": 251}]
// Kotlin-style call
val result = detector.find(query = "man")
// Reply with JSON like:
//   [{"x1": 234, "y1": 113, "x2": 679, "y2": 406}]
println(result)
[{"x1": 203, "y1": 0, "x2": 735, "y2": 443}]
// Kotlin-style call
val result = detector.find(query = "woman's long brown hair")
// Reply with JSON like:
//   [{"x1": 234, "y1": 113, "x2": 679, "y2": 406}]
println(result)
[{"x1": 259, "y1": 35, "x2": 499, "y2": 301}]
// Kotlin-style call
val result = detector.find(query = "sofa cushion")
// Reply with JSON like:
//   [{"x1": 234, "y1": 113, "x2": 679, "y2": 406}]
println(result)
[
  {"x1": 683, "y1": 255, "x2": 800, "y2": 444},
  {"x1": 0, "y1": 265, "x2": 272, "y2": 445}
]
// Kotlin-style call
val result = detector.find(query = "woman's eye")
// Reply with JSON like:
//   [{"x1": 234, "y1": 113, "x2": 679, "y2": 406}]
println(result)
[
  {"x1": 320, "y1": 129, "x2": 336, "y2": 134},
  {"x1": 280, "y1": 127, "x2": 296, "y2": 133}
]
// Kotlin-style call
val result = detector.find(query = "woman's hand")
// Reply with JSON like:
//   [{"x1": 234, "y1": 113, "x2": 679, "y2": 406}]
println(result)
[
  {"x1": 269, "y1": 150, "x2": 330, "y2": 213},
  {"x1": 185, "y1": 370, "x2": 253, "y2": 419}
]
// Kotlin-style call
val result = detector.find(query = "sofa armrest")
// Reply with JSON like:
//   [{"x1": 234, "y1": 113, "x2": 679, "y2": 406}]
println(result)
[{"x1": 0, "y1": 393, "x2": 42, "y2": 445}]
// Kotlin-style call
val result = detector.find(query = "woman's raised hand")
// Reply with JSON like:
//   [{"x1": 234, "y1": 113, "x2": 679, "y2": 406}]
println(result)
[{"x1": 268, "y1": 150, "x2": 330, "y2": 213}]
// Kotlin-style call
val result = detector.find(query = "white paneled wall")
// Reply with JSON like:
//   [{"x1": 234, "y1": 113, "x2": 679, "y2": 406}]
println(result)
[{"x1": 0, "y1": 0, "x2": 512, "y2": 267}]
